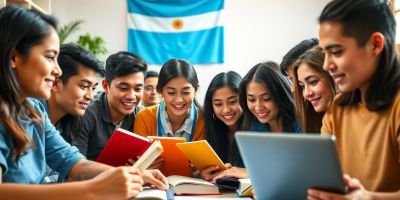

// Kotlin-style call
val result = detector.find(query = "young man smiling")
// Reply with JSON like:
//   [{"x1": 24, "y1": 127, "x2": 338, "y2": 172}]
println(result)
[
  {"x1": 73, "y1": 51, "x2": 146, "y2": 161},
  {"x1": 42, "y1": 43, "x2": 105, "y2": 143},
  {"x1": 40, "y1": 43, "x2": 104, "y2": 183}
]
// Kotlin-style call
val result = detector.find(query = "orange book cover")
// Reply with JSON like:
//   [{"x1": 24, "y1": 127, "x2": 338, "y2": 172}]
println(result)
[
  {"x1": 176, "y1": 140, "x2": 227, "y2": 171},
  {"x1": 97, "y1": 128, "x2": 152, "y2": 167},
  {"x1": 148, "y1": 136, "x2": 190, "y2": 177}
]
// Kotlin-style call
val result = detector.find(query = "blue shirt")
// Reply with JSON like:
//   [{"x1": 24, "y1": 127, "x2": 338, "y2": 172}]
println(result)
[{"x1": 0, "y1": 99, "x2": 83, "y2": 183}]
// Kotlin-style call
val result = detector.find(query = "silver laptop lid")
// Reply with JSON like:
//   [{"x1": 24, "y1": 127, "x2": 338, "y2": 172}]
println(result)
[{"x1": 235, "y1": 132, "x2": 347, "y2": 200}]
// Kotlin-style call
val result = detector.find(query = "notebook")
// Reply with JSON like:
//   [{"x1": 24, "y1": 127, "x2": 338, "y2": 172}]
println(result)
[{"x1": 235, "y1": 132, "x2": 347, "y2": 200}]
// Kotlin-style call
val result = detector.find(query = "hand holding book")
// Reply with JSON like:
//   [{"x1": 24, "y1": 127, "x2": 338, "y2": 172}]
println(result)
[
  {"x1": 96, "y1": 128, "x2": 152, "y2": 167},
  {"x1": 176, "y1": 140, "x2": 227, "y2": 171},
  {"x1": 133, "y1": 140, "x2": 163, "y2": 171},
  {"x1": 127, "y1": 156, "x2": 164, "y2": 170},
  {"x1": 132, "y1": 141, "x2": 169, "y2": 192},
  {"x1": 146, "y1": 156, "x2": 164, "y2": 170}
]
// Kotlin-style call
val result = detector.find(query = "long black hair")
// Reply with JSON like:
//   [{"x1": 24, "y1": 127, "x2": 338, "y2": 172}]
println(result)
[
  {"x1": 203, "y1": 71, "x2": 243, "y2": 166},
  {"x1": 239, "y1": 62, "x2": 297, "y2": 132}
]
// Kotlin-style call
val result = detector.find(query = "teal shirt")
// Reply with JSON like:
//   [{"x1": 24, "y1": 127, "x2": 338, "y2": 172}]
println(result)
[{"x1": 0, "y1": 99, "x2": 83, "y2": 183}]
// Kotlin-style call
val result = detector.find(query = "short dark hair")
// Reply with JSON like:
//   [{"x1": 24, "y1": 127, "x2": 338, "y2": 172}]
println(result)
[
  {"x1": 319, "y1": 0, "x2": 400, "y2": 110},
  {"x1": 105, "y1": 51, "x2": 147, "y2": 84},
  {"x1": 144, "y1": 70, "x2": 159, "y2": 80},
  {"x1": 280, "y1": 38, "x2": 319, "y2": 76},
  {"x1": 58, "y1": 43, "x2": 104, "y2": 85}
]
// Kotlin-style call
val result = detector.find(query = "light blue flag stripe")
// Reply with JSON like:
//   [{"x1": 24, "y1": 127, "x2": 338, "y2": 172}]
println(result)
[
  {"x1": 128, "y1": 27, "x2": 224, "y2": 64},
  {"x1": 127, "y1": 0, "x2": 224, "y2": 17}
]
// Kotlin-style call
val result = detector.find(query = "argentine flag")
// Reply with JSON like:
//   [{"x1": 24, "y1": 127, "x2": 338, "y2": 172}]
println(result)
[{"x1": 127, "y1": 0, "x2": 224, "y2": 65}]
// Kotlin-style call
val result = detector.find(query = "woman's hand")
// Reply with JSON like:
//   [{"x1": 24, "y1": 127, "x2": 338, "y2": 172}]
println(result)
[
  {"x1": 200, "y1": 165, "x2": 222, "y2": 181},
  {"x1": 212, "y1": 166, "x2": 248, "y2": 182},
  {"x1": 142, "y1": 169, "x2": 169, "y2": 190}
]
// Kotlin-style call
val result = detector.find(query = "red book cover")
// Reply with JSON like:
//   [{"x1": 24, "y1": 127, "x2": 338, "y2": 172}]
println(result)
[{"x1": 97, "y1": 128, "x2": 152, "y2": 167}]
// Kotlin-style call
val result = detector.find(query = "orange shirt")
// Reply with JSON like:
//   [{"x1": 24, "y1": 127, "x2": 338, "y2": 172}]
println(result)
[
  {"x1": 134, "y1": 105, "x2": 205, "y2": 141},
  {"x1": 322, "y1": 93, "x2": 400, "y2": 192}
]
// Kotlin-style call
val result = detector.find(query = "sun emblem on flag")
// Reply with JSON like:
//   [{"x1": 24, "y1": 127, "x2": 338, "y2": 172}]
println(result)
[{"x1": 172, "y1": 19, "x2": 184, "y2": 30}]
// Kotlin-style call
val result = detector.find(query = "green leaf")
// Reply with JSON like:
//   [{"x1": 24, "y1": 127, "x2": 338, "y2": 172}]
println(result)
[
  {"x1": 57, "y1": 19, "x2": 84, "y2": 44},
  {"x1": 77, "y1": 33, "x2": 108, "y2": 56}
]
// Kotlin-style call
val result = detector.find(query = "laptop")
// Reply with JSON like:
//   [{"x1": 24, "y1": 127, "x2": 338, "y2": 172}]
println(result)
[{"x1": 235, "y1": 132, "x2": 347, "y2": 200}]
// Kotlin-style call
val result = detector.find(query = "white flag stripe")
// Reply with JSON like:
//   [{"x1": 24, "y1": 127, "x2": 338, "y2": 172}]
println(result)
[{"x1": 127, "y1": 10, "x2": 224, "y2": 33}]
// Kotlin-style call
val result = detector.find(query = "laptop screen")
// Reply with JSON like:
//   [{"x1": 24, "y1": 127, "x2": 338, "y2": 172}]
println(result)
[{"x1": 235, "y1": 132, "x2": 347, "y2": 199}]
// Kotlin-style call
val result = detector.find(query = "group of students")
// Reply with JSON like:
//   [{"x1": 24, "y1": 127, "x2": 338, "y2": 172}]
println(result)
[{"x1": 1, "y1": 0, "x2": 400, "y2": 199}]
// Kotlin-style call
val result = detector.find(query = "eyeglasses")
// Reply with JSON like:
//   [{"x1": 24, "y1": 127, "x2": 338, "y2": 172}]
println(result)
[{"x1": 144, "y1": 85, "x2": 157, "y2": 92}]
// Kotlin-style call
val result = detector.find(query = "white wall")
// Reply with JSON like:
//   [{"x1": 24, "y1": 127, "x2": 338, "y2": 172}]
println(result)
[{"x1": 52, "y1": 0, "x2": 329, "y2": 103}]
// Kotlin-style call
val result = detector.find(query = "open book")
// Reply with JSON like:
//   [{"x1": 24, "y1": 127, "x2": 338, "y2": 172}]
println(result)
[
  {"x1": 133, "y1": 140, "x2": 163, "y2": 171},
  {"x1": 147, "y1": 136, "x2": 190, "y2": 177},
  {"x1": 167, "y1": 175, "x2": 220, "y2": 195},
  {"x1": 97, "y1": 128, "x2": 152, "y2": 166},
  {"x1": 176, "y1": 140, "x2": 227, "y2": 171}
]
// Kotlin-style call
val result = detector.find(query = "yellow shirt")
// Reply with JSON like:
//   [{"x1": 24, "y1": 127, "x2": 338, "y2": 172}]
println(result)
[{"x1": 322, "y1": 92, "x2": 400, "y2": 192}]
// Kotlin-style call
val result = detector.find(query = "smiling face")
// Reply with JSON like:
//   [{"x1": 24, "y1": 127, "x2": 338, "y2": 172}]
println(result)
[
  {"x1": 161, "y1": 76, "x2": 196, "y2": 119},
  {"x1": 143, "y1": 77, "x2": 162, "y2": 107},
  {"x1": 319, "y1": 21, "x2": 378, "y2": 95},
  {"x1": 13, "y1": 27, "x2": 61, "y2": 100},
  {"x1": 246, "y1": 81, "x2": 279, "y2": 125},
  {"x1": 103, "y1": 72, "x2": 144, "y2": 122},
  {"x1": 297, "y1": 63, "x2": 333, "y2": 112},
  {"x1": 212, "y1": 86, "x2": 242, "y2": 127},
  {"x1": 53, "y1": 65, "x2": 99, "y2": 117}
]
